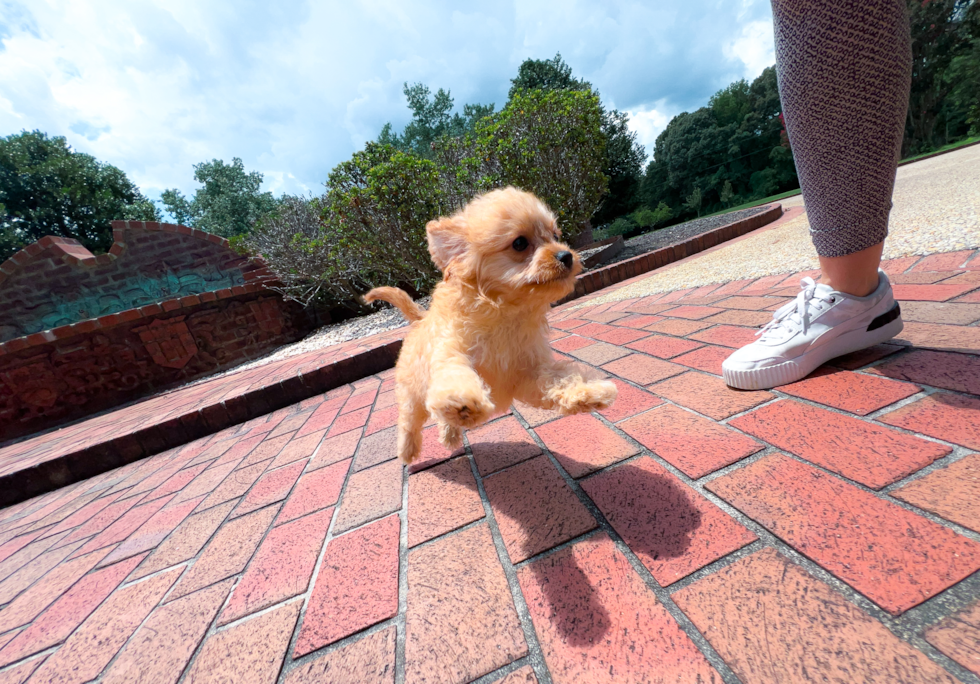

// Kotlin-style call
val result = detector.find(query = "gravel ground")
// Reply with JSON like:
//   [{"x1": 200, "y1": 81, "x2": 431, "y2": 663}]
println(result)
[
  {"x1": 577, "y1": 143, "x2": 980, "y2": 306},
  {"x1": 590, "y1": 205, "x2": 769, "y2": 269}
]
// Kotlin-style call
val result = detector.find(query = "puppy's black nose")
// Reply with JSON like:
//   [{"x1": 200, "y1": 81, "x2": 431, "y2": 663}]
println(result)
[{"x1": 556, "y1": 250, "x2": 574, "y2": 269}]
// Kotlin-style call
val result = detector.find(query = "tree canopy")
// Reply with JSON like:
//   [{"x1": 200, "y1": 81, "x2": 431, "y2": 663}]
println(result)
[
  {"x1": 0, "y1": 130, "x2": 159, "y2": 261},
  {"x1": 377, "y1": 84, "x2": 494, "y2": 160},
  {"x1": 639, "y1": 66, "x2": 795, "y2": 221},
  {"x1": 906, "y1": 0, "x2": 980, "y2": 153},
  {"x1": 507, "y1": 53, "x2": 647, "y2": 226},
  {"x1": 161, "y1": 157, "x2": 278, "y2": 237},
  {"x1": 248, "y1": 89, "x2": 609, "y2": 308}
]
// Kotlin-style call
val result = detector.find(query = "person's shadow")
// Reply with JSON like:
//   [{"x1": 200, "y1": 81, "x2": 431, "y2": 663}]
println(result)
[{"x1": 424, "y1": 441, "x2": 702, "y2": 647}]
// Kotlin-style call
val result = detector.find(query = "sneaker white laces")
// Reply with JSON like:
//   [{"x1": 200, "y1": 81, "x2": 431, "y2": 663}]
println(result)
[{"x1": 757, "y1": 277, "x2": 835, "y2": 340}]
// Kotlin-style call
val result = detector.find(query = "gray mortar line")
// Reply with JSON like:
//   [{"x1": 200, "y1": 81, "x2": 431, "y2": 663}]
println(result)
[
  {"x1": 588, "y1": 401, "x2": 980, "y2": 683},
  {"x1": 511, "y1": 408, "x2": 746, "y2": 684},
  {"x1": 468, "y1": 656, "x2": 538, "y2": 684},
  {"x1": 169, "y1": 498, "x2": 291, "y2": 684},
  {"x1": 533, "y1": 351, "x2": 980, "y2": 683},
  {"x1": 393, "y1": 445, "x2": 410, "y2": 684},
  {"x1": 277, "y1": 376, "x2": 407, "y2": 683},
  {"x1": 461, "y1": 432, "x2": 553, "y2": 684}
]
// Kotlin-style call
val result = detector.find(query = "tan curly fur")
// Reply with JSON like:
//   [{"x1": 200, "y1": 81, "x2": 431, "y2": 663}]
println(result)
[{"x1": 365, "y1": 187, "x2": 618, "y2": 464}]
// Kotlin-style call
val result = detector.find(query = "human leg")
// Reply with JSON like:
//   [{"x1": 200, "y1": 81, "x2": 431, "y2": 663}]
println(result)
[
  {"x1": 773, "y1": 0, "x2": 911, "y2": 275},
  {"x1": 723, "y1": 0, "x2": 912, "y2": 389}
]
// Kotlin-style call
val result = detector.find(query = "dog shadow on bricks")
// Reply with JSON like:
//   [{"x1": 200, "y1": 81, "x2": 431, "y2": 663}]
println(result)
[{"x1": 422, "y1": 444, "x2": 702, "y2": 647}]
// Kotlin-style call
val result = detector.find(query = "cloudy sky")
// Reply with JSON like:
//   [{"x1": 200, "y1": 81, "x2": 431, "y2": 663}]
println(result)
[{"x1": 0, "y1": 0, "x2": 775, "y2": 212}]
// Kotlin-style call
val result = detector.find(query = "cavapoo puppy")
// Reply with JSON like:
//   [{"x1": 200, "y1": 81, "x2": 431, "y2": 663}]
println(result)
[{"x1": 364, "y1": 186, "x2": 617, "y2": 464}]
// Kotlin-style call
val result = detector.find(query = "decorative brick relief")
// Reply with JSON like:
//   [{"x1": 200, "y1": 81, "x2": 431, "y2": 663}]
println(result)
[{"x1": 135, "y1": 317, "x2": 199, "y2": 369}]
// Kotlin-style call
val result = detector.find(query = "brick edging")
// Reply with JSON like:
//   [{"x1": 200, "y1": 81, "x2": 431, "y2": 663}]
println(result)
[
  {"x1": 0, "y1": 338, "x2": 403, "y2": 508},
  {"x1": 556, "y1": 203, "x2": 783, "y2": 305}
]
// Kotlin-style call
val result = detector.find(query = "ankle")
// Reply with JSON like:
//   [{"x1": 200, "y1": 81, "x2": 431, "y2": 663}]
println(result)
[
  {"x1": 825, "y1": 273, "x2": 879, "y2": 298},
  {"x1": 817, "y1": 242, "x2": 885, "y2": 298}
]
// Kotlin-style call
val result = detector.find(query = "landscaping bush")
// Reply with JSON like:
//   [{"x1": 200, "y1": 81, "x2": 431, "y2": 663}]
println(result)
[
  {"x1": 594, "y1": 217, "x2": 634, "y2": 241},
  {"x1": 252, "y1": 90, "x2": 609, "y2": 308}
]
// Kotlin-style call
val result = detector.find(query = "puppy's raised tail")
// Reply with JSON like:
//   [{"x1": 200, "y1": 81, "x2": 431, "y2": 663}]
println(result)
[{"x1": 363, "y1": 287, "x2": 425, "y2": 323}]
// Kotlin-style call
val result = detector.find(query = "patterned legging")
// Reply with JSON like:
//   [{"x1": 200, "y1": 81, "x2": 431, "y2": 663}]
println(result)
[{"x1": 772, "y1": 0, "x2": 913, "y2": 257}]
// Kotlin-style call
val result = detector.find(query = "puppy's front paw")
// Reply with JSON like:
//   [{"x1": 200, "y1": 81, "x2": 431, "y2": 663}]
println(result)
[
  {"x1": 430, "y1": 391, "x2": 494, "y2": 429},
  {"x1": 439, "y1": 422, "x2": 464, "y2": 450},
  {"x1": 557, "y1": 379, "x2": 618, "y2": 414}
]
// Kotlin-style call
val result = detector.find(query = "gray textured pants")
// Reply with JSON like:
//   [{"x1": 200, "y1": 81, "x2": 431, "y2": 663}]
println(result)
[{"x1": 772, "y1": 0, "x2": 913, "y2": 257}]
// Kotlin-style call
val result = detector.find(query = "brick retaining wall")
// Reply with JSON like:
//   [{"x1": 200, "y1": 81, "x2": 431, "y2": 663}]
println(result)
[{"x1": 0, "y1": 223, "x2": 308, "y2": 442}]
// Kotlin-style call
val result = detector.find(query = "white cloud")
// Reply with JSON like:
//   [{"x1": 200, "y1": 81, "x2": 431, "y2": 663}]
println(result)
[
  {"x1": 0, "y1": 0, "x2": 774, "y2": 211},
  {"x1": 626, "y1": 102, "x2": 674, "y2": 157},
  {"x1": 724, "y1": 19, "x2": 775, "y2": 80}
]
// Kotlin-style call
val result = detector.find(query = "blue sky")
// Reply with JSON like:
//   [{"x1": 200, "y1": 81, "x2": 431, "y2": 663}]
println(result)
[{"x1": 0, "y1": 0, "x2": 775, "y2": 208}]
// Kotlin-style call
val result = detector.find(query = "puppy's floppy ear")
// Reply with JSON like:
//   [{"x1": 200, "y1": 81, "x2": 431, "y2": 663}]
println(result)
[{"x1": 426, "y1": 216, "x2": 467, "y2": 271}]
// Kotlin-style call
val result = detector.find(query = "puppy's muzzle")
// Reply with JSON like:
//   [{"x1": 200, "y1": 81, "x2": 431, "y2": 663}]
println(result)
[{"x1": 556, "y1": 251, "x2": 574, "y2": 270}]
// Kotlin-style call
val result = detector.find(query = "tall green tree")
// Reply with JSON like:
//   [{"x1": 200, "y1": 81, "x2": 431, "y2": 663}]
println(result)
[
  {"x1": 161, "y1": 157, "x2": 278, "y2": 237},
  {"x1": 466, "y1": 89, "x2": 609, "y2": 239},
  {"x1": 508, "y1": 53, "x2": 591, "y2": 97},
  {"x1": 945, "y1": 37, "x2": 980, "y2": 135},
  {"x1": 0, "y1": 130, "x2": 159, "y2": 261},
  {"x1": 508, "y1": 53, "x2": 648, "y2": 226},
  {"x1": 378, "y1": 84, "x2": 493, "y2": 160},
  {"x1": 640, "y1": 65, "x2": 794, "y2": 220},
  {"x1": 905, "y1": 0, "x2": 980, "y2": 153}
]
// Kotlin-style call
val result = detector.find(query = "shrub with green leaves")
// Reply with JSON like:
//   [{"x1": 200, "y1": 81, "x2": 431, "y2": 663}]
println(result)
[
  {"x1": 248, "y1": 87, "x2": 609, "y2": 311},
  {"x1": 254, "y1": 90, "x2": 609, "y2": 308},
  {"x1": 631, "y1": 201, "x2": 672, "y2": 230},
  {"x1": 468, "y1": 89, "x2": 608, "y2": 241},
  {"x1": 322, "y1": 143, "x2": 444, "y2": 295}
]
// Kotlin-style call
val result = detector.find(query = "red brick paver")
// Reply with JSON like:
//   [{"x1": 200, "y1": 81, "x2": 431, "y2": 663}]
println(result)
[
  {"x1": 891, "y1": 453, "x2": 980, "y2": 533},
  {"x1": 283, "y1": 627, "x2": 396, "y2": 684},
  {"x1": 926, "y1": 600, "x2": 980, "y2": 676},
  {"x1": 620, "y1": 404, "x2": 763, "y2": 478},
  {"x1": 674, "y1": 547, "x2": 959, "y2": 684},
  {"x1": 483, "y1": 456, "x2": 596, "y2": 563},
  {"x1": 534, "y1": 413, "x2": 638, "y2": 477},
  {"x1": 730, "y1": 399, "x2": 951, "y2": 489},
  {"x1": 708, "y1": 453, "x2": 980, "y2": 614},
  {"x1": 219, "y1": 508, "x2": 332, "y2": 624},
  {"x1": 294, "y1": 514, "x2": 399, "y2": 656},
  {"x1": 518, "y1": 533, "x2": 718, "y2": 682},
  {"x1": 0, "y1": 248, "x2": 977, "y2": 683},
  {"x1": 405, "y1": 524, "x2": 527, "y2": 683},
  {"x1": 582, "y1": 456, "x2": 756, "y2": 585}
]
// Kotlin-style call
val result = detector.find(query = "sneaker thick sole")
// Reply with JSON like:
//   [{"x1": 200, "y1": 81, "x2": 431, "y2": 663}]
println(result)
[{"x1": 722, "y1": 305, "x2": 903, "y2": 390}]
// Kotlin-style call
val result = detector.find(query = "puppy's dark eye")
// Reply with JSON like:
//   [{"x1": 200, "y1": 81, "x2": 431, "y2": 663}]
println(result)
[
  {"x1": 512, "y1": 236, "x2": 529, "y2": 252},
  {"x1": 553, "y1": 233, "x2": 559, "y2": 242}
]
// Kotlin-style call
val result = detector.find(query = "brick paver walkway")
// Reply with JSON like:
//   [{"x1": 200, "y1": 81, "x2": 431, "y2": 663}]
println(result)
[
  {"x1": 0, "y1": 330, "x2": 403, "y2": 506},
  {"x1": 0, "y1": 250, "x2": 979, "y2": 683}
]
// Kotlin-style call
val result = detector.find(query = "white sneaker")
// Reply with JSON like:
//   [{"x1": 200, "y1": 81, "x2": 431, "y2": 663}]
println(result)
[{"x1": 722, "y1": 270, "x2": 903, "y2": 390}]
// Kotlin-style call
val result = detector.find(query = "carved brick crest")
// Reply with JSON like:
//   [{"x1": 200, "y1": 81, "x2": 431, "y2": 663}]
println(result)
[
  {"x1": 134, "y1": 316, "x2": 198, "y2": 369},
  {"x1": 1, "y1": 355, "x2": 65, "y2": 408},
  {"x1": 248, "y1": 298, "x2": 285, "y2": 335}
]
